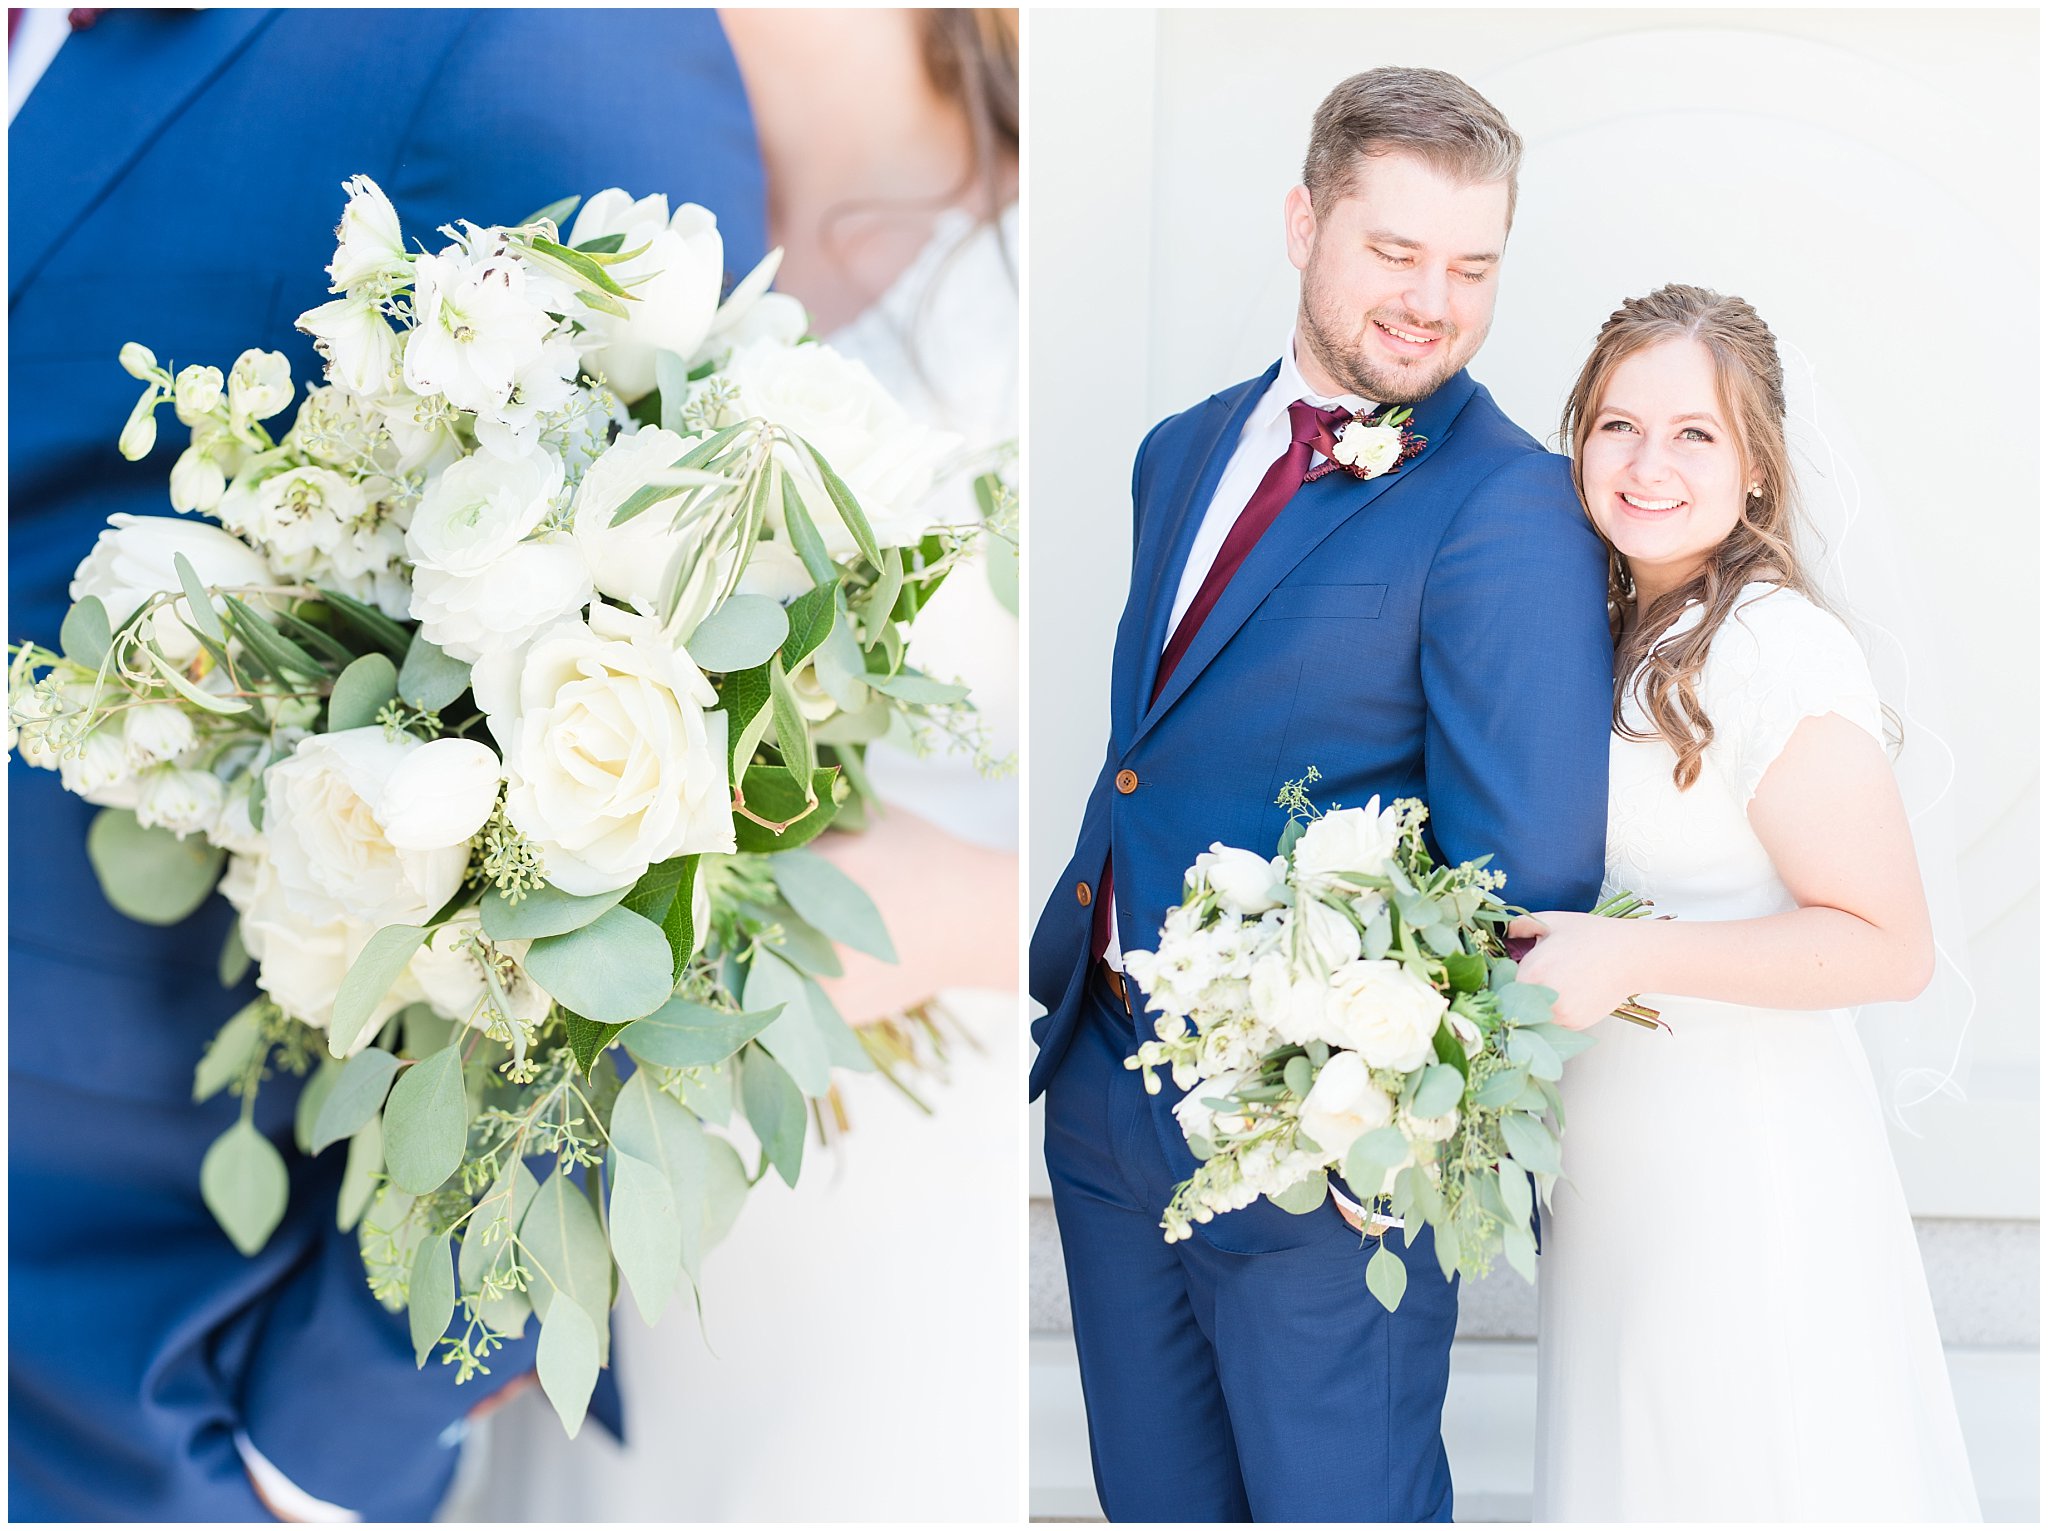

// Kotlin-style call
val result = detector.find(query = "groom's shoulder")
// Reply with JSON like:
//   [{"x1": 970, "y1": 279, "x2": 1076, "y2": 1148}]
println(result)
[{"x1": 1436, "y1": 379, "x2": 1582, "y2": 528}]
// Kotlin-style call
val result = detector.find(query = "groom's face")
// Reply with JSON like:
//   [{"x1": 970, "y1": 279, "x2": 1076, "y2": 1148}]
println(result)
[{"x1": 1286, "y1": 150, "x2": 1510, "y2": 404}]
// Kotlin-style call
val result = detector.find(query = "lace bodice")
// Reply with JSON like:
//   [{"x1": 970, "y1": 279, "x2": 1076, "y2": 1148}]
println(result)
[{"x1": 1603, "y1": 582, "x2": 1884, "y2": 920}]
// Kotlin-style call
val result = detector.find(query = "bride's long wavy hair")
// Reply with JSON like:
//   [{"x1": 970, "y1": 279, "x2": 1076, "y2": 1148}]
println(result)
[{"x1": 1560, "y1": 284, "x2": 1824, "y2": 790}]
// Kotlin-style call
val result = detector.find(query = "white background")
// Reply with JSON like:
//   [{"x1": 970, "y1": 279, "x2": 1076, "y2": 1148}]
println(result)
[{"x1": 1027, "y1": 4, "x2": 2040, "y2": 1219}]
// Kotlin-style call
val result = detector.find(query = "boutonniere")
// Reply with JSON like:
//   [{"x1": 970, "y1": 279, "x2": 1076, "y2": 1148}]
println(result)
[{"x1": 1307, "y1": 404, "x2": 1427, "y2": 483}]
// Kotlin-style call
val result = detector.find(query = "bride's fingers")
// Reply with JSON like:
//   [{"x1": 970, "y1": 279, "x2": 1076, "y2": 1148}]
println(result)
[{"x1": 1506, "y1": 914, "x2": 1551, "y2": 940}]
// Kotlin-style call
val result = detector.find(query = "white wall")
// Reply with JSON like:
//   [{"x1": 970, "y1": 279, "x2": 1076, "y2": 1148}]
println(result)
[{"x1": 1027, "y1": 5, "x2": 2040, "y2": 1218}]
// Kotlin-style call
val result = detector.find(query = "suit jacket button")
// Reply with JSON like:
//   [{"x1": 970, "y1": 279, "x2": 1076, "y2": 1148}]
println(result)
[
  {"x1": 1115, "y1": 769, "x2": 1139, "y2": 795},
  {"x1": 1075, "y1": 882, "x2": 1092, "y2": 907}
]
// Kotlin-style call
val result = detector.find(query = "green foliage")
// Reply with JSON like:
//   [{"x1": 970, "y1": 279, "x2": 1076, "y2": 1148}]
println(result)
[
  {"x1": 1365, "y1": 1242, "x2": 1408, "y2": 1311},
  {"x1": 536, "y1": 1296, "x2": 601, "y2": 1437},
  {"x1": 309, "y1": 1047, "x2": 403, "y2": 1153},
  {"x1": 201, "y1": 1119, "x2": 289, "y2": 1256},
  {"x1": 328, "y1": 652, "x2": 398, "y2": 731},
  {"x1": 686, "y1": 595, "x2": 789, "y2": 672},
  {"x1": 769, "y1": 848, "x2": 894, "y2": 961},
  {"x1": 732, "y1": 765, "x2": 843, "y2": 853},
  {"x1": 398, "y1": 632, "x2": 470, "y2": 711},
  {"x1": 1270, "y1": 1171, "x2": 1327, "y2": 1215},
  {"x1": 620, "y1": 998, "x2": 783, "y2": 1070},
  {"x1": 192, "y1": 1002, "x2": 267, "y2": 1103},
  {"x1": 87, "y1": 808, "x2": 224, "y2": 925},
  {"x1": 480, "y1": 881, "x2": 627, "y2": 941},
  {"x1": 409, "y1": 1232, "x2": 457, "y2": 1366},
  {"x1": 60, "y1": 595, "x2": 112, "y2": 669},
  {"x1": 383, "y1": 1044, "x2": 468, "y2": 1194},
  {"x1": 523, "y1": 906, "x2": 675, "y2": 1023},
  {"x1": 328, "y1": 924, "x2": 429, "y2": 1057},
  {"x1": 738, "y1": 1045, "x2": 805, "y2": 1187}
]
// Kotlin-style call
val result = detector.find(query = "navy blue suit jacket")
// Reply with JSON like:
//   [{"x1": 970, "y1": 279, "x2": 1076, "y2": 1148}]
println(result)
[
  {"x1": 1028, "y1": 363, "x2": 1613, "y2": 1254},
  {"x1": 8, "y1": 9, "x2": 762, "y2": 1519}
]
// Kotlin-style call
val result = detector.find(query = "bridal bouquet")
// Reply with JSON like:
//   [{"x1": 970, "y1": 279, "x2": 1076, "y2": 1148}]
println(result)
[
  {"x1": 1124, "y1": 770, "x2": 1650, "y2": 1312},
  {"x1": 6, "y1": 177, "x2": 991, "y2": 1433}
]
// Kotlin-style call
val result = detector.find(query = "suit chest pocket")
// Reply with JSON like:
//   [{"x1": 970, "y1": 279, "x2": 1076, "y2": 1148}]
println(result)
[{"x1": 1254, "y1": 581, "x2": 1388, "y2": 621}]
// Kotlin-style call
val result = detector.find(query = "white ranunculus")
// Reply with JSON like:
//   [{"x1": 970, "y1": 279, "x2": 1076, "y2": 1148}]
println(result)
[
  {"x1": 1331, "y1": 420, "x2": 1404, "y2": 477},
  {"x1": 69, "y1": 513, "x2": 273, "y2": 666},
  {"x1": 296, "y1": 293, "x2": 401, "y2": 396},
  {"x1": 173, "y1": 365, "x2": 224, "y2": 421},
  {"x1": 403, "y1": 241, "x2": 558, "y2": 420},
  {"x1": 473, "y1": 602, "x2": 735, "y2": 896},
  {"x1": 376, "y1": 738, "x2": 502, "y2": 850},
  {"x1": 723, "y1": 338, "x2": 959, "y2": 557},
  {"x1": 121, "y1": 704, "x2": 197, "y2": 768},
  {"x1": 1298, "y1": 1050, "x2": 1396, "y2": 1160},
  {"x1": 571, "y1": 426, "x2": 704, "y2": 615},
  {"x1": 227, "y1": 349, "x2": 293, "y2": 428},
  {"x1": 410, "y1": 912, "x2": 552, "y2": 1033},
  {"x1": 566, "y1": 190, "x2": 725, "y2": 403},
  {"x1": 1293, "y1": 799, "x2": 1403, "y2": 889},
  {"x1": 226, "y1": 854, "x2": 417, "y2": 1044},
  {"x1": 261, "y1": 728, "x2": 472, "y2": 927},
  {"x1": 134, "y1": 766, "x2": 225, "y2": 838},
  {"x1": 1193, "y1": 843, "x2": 1288, "y2": 915},
  {"x1": 1318, "y1": 958, "x2": 1448, "y2": 1072},
  {"x1": 1296, "y1": 895, "x2": 1364, "y2": 979},
  {"x1": 326, "y1": 174, "x2": 409, "y2": 294},
  {"x1": 405, "y1": 451, "x2": 563, "y2": 577},
  {"x1": 409, "y1": 537, "x2": 593, "y2": 665}
]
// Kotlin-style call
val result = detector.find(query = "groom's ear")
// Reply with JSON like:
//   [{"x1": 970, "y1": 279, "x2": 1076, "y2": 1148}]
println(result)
[{"x1": 1283, "y1": 184, "x2": 1318, "y2": 273}]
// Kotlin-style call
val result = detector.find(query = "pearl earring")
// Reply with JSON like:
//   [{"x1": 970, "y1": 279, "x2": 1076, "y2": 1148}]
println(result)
[{"x1": 1748, "y1": 484, "x2": 1764, "y2": 498}]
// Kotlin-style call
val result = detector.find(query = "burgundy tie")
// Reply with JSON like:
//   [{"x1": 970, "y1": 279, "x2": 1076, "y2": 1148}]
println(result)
[{"x1": 1092, "y1": 399, "x2": 1350, "y2": 962}]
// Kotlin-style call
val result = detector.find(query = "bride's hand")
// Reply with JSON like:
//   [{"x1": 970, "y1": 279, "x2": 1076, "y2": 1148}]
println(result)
[{"x1": 1505, "y1": 912, "x2": 1641, "y2": 1031}]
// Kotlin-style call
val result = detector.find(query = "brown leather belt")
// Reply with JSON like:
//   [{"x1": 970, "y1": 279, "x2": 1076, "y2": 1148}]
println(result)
[{"x1": 1098, "y1": 959, "x2": 1133, "y2": 1014}]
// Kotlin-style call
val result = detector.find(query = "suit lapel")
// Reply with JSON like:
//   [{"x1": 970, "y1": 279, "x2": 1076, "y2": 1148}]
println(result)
[
  {"x1": 1134, "y1": 370, "x2": 1480, "y2": 744},
  {"x1": 1120, "y1": 366, "x2": 1277, "y2": 729},
  {"x1": 9, "y1": 8, "x2": 276, "y2": 301}
]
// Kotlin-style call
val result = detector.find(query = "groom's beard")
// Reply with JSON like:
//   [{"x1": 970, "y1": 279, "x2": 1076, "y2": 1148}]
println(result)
[{"x1": 1299, "y1": 287, "x2": 1488, "y2": 406}]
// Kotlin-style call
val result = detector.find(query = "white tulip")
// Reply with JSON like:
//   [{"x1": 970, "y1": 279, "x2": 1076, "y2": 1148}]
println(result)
[
  {"x1": 69, "y1": 513, "x2": 273, "y2": 665},
  {"x1": 376, "y1": 738, "x2": 502, "y2": 850},
  {"x1": 1193, "y1": 843, "x2": 1287, "y2": 916},
  {"x1": 1298, "y1": 1050, "x2": 1396, "y2": 1161},
  {"x1": 566, "y1": 190, "x2": 725, "y2": 403}
]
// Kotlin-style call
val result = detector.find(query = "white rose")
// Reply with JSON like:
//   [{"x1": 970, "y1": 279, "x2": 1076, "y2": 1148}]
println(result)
[
  {"x1": 1248, "y1": 951, "x2": 1328, "y2": 1045},
  {"x1": 410, "y1": 912, "x2": 553, "y2": 1032},
  {"x1": 723, "y1": 338, "x2": 959, "y2": 558},
  {"x1": 473, "y1": 602, "x2": 735, "y2": 895},
  {"x1": 403, "y1": 241, "x2": 557, "y2": 419},
  {"x1": 296, "y1": 293, "x2": 401, "y2": 396},
  {"x1": 134, "y1": 766, "x2": 225, "y2": 838},
  {"x1": 69, "y1": 513, "x2": 273, "y2": 665},
  {"x1": 226, "y1": 854, "x2": 417, "y2": 1044},
  {"x1": 409, "y1": 537, "x2": 593, "y2": 665},
  {"x1": 406, "y1": 451, "x2": 563, "y2": 577},
  {"x1": 262, "y1": 728, "x2": 472, "y2": 927},
  {"x1": 571, "y1": 426, "x2": 706, "y2": 615},
  {"x1": 121, "y1": 704, "x2": 197, "y2": 768},
  {"x1": 376, "y1": 738, "x2": 502, "y2": 850},
  {"x1": 227, "y1": 349, "x2": 293, "y2": 428},
  {"x1": 1295, "y1": 895, "x2": 1364, "y2": 979},
  {"x1": 1298, "y1": 1050, "x2": 1396, "y2": 1160},
  {"x1": 1293, "y1": 799, "x2": 1403, "y2": 889},
  {"x1": 1193, "y1": 843, "x2": 1287, "y2": 916},
  {"x1": 1318, "y1": 959, "x2": 1448, "y2": 1073},
  {"x1": 566, "y1": 190, "x2": 725, "y2": 403},
  {"x1": 1331, "y1": 421, "x2": 1403, "y2": 477},
  {"x1": 326, "y1": 174, "x2": 409, "y2": 294}
]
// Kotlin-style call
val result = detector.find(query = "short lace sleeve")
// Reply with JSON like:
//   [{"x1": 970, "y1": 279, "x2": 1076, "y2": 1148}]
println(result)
[{"x1": 1699, "y1": 586, "x2": 1885, "y2": 804}]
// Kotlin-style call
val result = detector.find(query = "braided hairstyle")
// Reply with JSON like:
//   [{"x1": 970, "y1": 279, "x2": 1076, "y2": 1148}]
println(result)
[{"x1": 1560, "y1": 284, "x2": 1825, "y2": 790}]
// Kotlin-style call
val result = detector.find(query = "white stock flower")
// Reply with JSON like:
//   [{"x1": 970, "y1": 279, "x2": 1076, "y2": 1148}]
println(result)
[
  {"x1": 1193, "y1": 843, "x2": 1287, "y2": 916},
  {"x1": 219, "y1": 463, "x2": 366, "y2": 564},
  {"x1": 403, "y1": 240, "x2": 560, "y2": 420},
  {"x1": 1293, "y1": 799, "x2": 1402, "y2": 889},
  {"x1": 473, "y1": 334, "x2": 581, "y2": 460},
  {"x1": 1173, "y1": 1066, "x2": 1251, "y2": 1145},
  {"x1": 134, "y1": 766, "x2": 225, "y2": 838},
  {"x1": 1331, "y1": 420, "x2": 1404, "y2": 477},
  {"x1": 473, "y1": 602, "x2": 735, "y2": 896},
  {"x1": 409, "y1": 538, "x2": 592, "y2": 665},
  {"x1": 168, "y1": 446, "x2": 229, "y2": 514},
  {"x1": 59, "y1": 724, "x2": 141, "y2": 808},
  {"x1": 410, "y1": 912, "x2": 553, "y2": 1033},
  {"x1": 227, "y1": 349, "x2": 293, "y2": 428},
  {"x1": 296, "y1": 293, "x2": 401, "y2": 396},
  {"x1": 1298, "y1": 1050, "x2": 1396, "y2": 1161},
  {"x1": 173, "y1": 365, "x2": 224, "y2": 421},
  {"x1": 121, "y1": 704, "x2": 197, "y2": 768},
  {"x1": 209, "y1": 775, "x2": 266, "y2": 856},
  {"x1": 723, "y1": 337, "x2": 959, "y2": 558},
  {"x1": 1318, "y1": 959, "x2": 1448, "y2": 1072},
  {"x1": 565, "y1": 190, "x2": 725, "y2": 403},
  {"x1": 1249, "y1": 950, "x2": 1329, "y2": 1046},
  {"x1": 261, "y1": 728, "x2": 473, "y2": 927},
  {"x1": 69, "y1": 513, "x2": 272, "y2": 665},
  {"x1": 376, "y1": 738, "x2": 502, "y2": 850},
  {"x1": 326, "y1": 175, "x2": 409, "y2": 294}
]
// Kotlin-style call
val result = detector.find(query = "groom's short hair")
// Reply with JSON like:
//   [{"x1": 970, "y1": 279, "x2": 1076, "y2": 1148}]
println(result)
[{"x1": 1304, "y1": 67, "x2": 1523, "y2": 224}]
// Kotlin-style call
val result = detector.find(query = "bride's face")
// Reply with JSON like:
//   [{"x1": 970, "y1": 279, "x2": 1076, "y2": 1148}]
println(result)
[
  {"x1": 1580, "y1": 338, "x2": 1752, "y2": 594},
  {"x1": 1285, "y1": 150, "x2": 1508, "y2": 405}
]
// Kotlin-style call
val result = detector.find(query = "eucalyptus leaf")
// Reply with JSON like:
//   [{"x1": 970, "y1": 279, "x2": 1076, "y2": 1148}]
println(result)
[
  {"x1": 200, "y1": 1119, "x2": 288, "y2": 1256},
  {"x1": 739, "y1": 1045, "x2": 806, "y2": 1187},
  {"x1": 523, "y1": 905, "x2": 675, "y2": 1023},
  {"x1": 1343, "y1": 1126, "x2": 1411, "y2": 1185},
  {"x1": 408, "y1": 1232, "x2": 457, "y2": 1366},
  {"x1": 685, "y1": 594, "x2": 789, "y2": 672},
  {"x1": 381, "y1": 1044, "x2": 468, "y2": 1194},
  {"x1": 398, "y1": 632, "x2": 471, "y2": 711},
  {"x1": 1365, "y1": 1243, "x2": 1409, "y2": 1312},
  {"x1": 60, "y1": 595, "x2": 112, "y2": 669},
  {"x1": 479, "y1": 881, "x2": 629, "y2": 941},
  {"x1": 192, "y1": 1001, "x2": 266, "y2": 1103},
  {"x1": 294, "y1": 1056, "x2": 342, "y2": 1155},
  {"x1": 678, "y1": 1059, "x2": 734, "y2": 1127},
  {"x1": 520, "y1": 1168, "x2": 613, "y2": 1333},
  {"x1": 620, "y1": 999, "x2": 783, "y2": 1070},
  {"x1": 1270, "y1": 1171, "x2": 1327, "y2": 1215},
  {"x1": 606, "y1": 1153, "x2": 681, "y2": 1326},
  {"x1": 87, "y1": 808, "x2": 225, "y2": 925},
  {"x1": 1472, "y1": 1066, "x2": 1530, "y2": 1108},
  {"x1": 536, "y1": 1296, "x2": 602, "y2": 1437},
  {"x1": 219, "y1": 920, "x2": 251, "y2": 988},
  {"x1": 769, "y1": 849, "x2": 895, "y2": 961},
  {"x1": 337, "y1": 1114, "x2": 383, "y2": 1232},
  {"x1": 1523, "y1": 1020, "x2": 1597, "y2": 1062},
  {"x1": 1498, "y1": 1159, "x2": 1534, "y2": 1225},
  {"x1": 309, "y1": 1046, "x2": 403, "y2": 1154},
  {"x1": 328, "y1": 924, "x2": 429, "y2": 1058},
  {"x1": 864, "y1": 668, "x2": 971, "y2": 704},
  {"x1": 745, "y1": 951, "x2": 831, "y2": 1097},
  {"x1": 1495, "y1": 981, "x2": 1558, "y2": 1026},
  {"x1": 461, "y1": 1160, "x2": 540, "y2": 1294},
  {"x1": 702, "y1": 1133, "x2": 751, "y2": 1252},
  {"x1": 1506, "y1": 1027, "x2": 1564, "y2": 1082},
  {"x1": 1500, "y1": 1112, "x2": 1561, "y2": 1176},
  {"x1": 1411, "y1": 1063, "x2": 1464, "y2": 1119},
  {"x1": 328, "y1": 652, "x2": 398, "y2": 731},
  {"x1": 1501, "y1": 1217, "x2": 1538, "y2": 1282},
  {"x1": 799, "y1": 976, "x2": 873, "y2": 1074},
  {"x1": 1282, "y1": 1054, "x2": 1312, "y2": 1099}
]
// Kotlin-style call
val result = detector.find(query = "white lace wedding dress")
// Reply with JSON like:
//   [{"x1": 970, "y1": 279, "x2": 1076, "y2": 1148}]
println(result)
[
  {"x1": 1532, "y1": 583, "x2": 1980, "y2": 1522},
  {"x1": 446, "y1": 207, "x2": 1020, "y2": 1522}
]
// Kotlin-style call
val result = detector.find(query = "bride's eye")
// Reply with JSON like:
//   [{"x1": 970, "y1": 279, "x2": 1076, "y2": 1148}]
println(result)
[
  {"x1": 1680, "y1": 427, "x2": 1714, "y2": 442},
  {"x1": 1599, "y1": 418, "x2": 1637, "y2": 434}
]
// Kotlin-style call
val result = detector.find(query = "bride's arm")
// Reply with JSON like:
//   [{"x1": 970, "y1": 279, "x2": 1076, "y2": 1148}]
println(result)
[{"x1": 1512, "y1": 711, "x2": 1935, "y2": 1028}]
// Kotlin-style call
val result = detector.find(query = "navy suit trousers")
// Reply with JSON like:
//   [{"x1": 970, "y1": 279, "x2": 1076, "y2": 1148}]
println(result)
[{"x1": 1043, "y1": 975, "x2": 1459, "y2": 1523}]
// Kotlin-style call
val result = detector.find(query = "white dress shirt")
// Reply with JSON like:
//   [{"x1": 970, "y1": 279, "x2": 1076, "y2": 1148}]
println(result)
[
  {"x1": 9, "y1": 8, "x2": 71, "y2": 120},
  {"x1": 1105, "y1": 331, "x2": 1373, "y2": 967}
]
